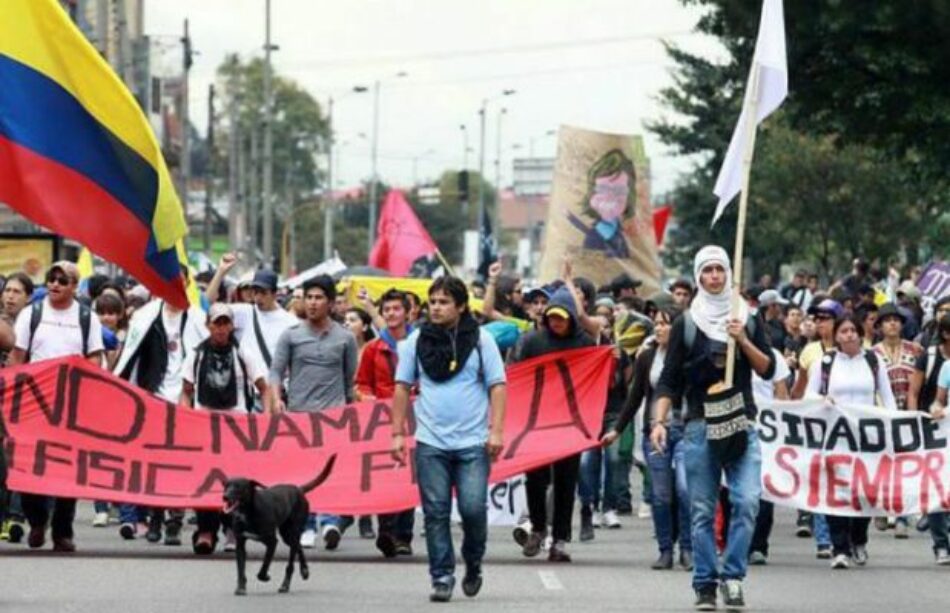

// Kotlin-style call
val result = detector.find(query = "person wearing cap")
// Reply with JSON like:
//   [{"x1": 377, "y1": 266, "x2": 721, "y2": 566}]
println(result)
[
  {"x1": 509, "y1": 286, "x2": 595, "y2": 563},
  {"x1": 113, "y1": 276, "x2": 208, "y2": 545},
  {"x1": 9, "y1": 261, "x2": 105, "y2": 553},
  {"x1": 757, "y1": 289, "x2": 789, "y2": 349},
  {"x1": 205, "y1": 254, "x2": 298, "y2": 402},
  {"x1": 522, "y1": 286, "x2": 550, "y2": 326},
  {"x1": 181, "y1": 303, "x2": 270, "y2": 554},
  {"x1": 610, "y1": 273, "x2": 642, "y2": 300},
  {"x1": 791, "y1": 299, "x2": 844, "y2": 400}
]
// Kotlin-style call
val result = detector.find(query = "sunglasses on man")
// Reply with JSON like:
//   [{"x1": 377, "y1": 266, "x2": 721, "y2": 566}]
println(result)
[{"x1": 46, "y1": 275, "x2": 73, "y2": 286}]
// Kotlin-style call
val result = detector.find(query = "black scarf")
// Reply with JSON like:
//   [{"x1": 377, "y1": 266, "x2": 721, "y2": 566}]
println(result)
[
  {"x1": 196, "y1": 340, "x2": 239, "y2": 410},
  {"x1": 417, "y1": 312, "x2": 480, "y2": 382}
]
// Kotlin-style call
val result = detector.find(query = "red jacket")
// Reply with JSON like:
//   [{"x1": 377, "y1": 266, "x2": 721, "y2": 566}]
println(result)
[{"x1": 356, "y1": 337, "x2": 399, "y2": 400}]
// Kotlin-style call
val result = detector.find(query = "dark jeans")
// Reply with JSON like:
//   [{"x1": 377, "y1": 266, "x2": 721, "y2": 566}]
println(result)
[
  {"x1": 929, "y1": 512, "x2": 949, "y2": 553},
  {"x1": 750, "y1": 500, "x2": 774, "y2": 556},
  {"x1": 378, "y1": 509, "x2": 415, "y2": 543},
  {"x1": 578, "y1": 414, "x2": 624, "y2": 511},
  {"x1": 827, "y1": 515, "x2": 870, "y2": 557},
  {"x1": 22, "y1": 494, "x2": 76, "y2": 540},
  {"x1": 0, "y1": 490, "x2": 23, "y2": 521},
  {"x1": 526, "y1": 454, "x2": 580, "y2": 542},
  {"x1": 415, "y1": 442, "x2": 489, "y2": 585}
]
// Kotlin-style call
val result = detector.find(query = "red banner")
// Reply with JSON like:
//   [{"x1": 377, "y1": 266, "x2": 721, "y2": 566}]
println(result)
[{"x1": 0, "y1": 347, "x2": 612, "y2": 515}]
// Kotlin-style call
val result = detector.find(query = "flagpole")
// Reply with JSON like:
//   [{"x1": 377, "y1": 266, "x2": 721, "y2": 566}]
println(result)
[
  {"x1": 725, "y1": 66, "x2": 762, "y2": 388},
  {"x1": 434, "y1": 249, "x2": 458, "y2": 278}
]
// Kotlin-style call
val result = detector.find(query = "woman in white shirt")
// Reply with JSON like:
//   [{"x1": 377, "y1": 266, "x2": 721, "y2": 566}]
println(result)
[{"x1": 805, "y1": 314, "x2": 896, "y2": 570}]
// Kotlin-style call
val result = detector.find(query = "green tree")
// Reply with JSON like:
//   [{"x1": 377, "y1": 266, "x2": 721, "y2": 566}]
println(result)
[{"x1": 653, "y1": 0, "x2": 950, "y2": 276}]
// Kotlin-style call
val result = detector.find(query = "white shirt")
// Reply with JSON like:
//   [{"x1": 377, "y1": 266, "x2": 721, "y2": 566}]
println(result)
[
  {"x1": 14, "y1": 298, "x2": 104, "y2": 362},
  {"x1": 805, "y1": 348, "x2": 898, "y2": 410},
  {"x1": 182, "y1": 343, "x2": 267, "y2": 412},
  {"x1": 157, "y1": 309, "x2": 185, "y2": 402},
  {"x1": 753, "y1": 348, "x2": 791, "y2": 404},
  {"x1": 231, "y1": 304, "x2": 298, "y2": 366}
]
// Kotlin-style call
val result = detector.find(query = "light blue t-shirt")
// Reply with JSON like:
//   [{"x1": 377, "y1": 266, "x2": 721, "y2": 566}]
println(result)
[
  {"x1": 939, "y1": 360, "x2": 950, "y2": 391},
  {"x1": 395, "y1": 327, "x2": 506, "y2": 451}
]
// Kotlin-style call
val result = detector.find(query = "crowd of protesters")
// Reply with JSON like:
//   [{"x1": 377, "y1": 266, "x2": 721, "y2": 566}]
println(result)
[{"x1": 0, "y1": 250, "x2": 947, "y2": 609}]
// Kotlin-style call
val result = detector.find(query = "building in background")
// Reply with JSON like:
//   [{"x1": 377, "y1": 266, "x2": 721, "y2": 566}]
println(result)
[{"x1": 497, "y1": 157, "x2": 555, "y2": 280}]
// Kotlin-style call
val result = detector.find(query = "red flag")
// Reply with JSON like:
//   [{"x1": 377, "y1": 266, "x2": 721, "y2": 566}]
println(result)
[
  {"x1": 369, "y1": 190, "x2": 438, "y2": 275},
  {"x1": 653, "y1": 205, "x2": 672, "y2": 247}
]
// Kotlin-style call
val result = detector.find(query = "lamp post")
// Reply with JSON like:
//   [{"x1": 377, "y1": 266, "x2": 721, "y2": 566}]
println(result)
[
  {"x1": 353, "y1": 71, "x2": 407, "y2": 260},
  {"x1": 476, "y1": 89, "x2": 515, "y2": 263}
]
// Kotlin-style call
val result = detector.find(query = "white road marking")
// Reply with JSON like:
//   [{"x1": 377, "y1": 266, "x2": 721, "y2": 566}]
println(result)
[{"x1": 538, "y1": 570, "x2": 564, "y2": 590}]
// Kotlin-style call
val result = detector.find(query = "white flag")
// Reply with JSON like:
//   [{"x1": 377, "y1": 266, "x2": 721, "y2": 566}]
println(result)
[{"x1": 712, "y1": 0, "x2": 787, "y2": 226}]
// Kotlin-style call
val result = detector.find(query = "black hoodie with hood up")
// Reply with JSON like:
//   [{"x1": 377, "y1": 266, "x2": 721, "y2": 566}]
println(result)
[{"x1": 511, "y1": 287, "x2": 595, "y2": 362}]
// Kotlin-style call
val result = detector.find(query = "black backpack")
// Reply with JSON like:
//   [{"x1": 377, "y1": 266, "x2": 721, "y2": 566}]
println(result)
[
  {"x1": 819, "y1": 348, "x2": 881, "y2": 399},
  {"x1": 26, "y1": 300, "x2": 92, "y2": 361}
]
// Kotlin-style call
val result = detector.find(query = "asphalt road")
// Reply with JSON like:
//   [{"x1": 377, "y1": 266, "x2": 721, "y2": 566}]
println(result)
[{"x1": 1, "y1": 502, "x2": 947, "y2": 612}]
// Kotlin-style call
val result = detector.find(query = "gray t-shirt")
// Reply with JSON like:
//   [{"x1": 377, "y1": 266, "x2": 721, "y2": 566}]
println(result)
[{"x1": 269, "y1": 319, "x2": 357, "y2": 411}]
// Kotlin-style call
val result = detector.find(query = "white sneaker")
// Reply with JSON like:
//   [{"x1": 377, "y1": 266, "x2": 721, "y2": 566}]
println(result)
[
  {"x1": 637, "y1": 502, "x2": 652, "y2": 519},
  {"x1": 603, "y1": 510, "x2": 622, "y2": 529},
  {"x1": 300, "y1": 528, "x2": 317, "y2": 549},
  {"x1": 831, "y1": 554, "x2": 850, "y2": 569},
  {"x1": 591, "y1": 511, "x2": 604, "y2": 528},
  {"x1": 936, "y1": 548, "x2": 950, "y2": 566},
  {"x1": 92, "y1": 512, "x2": 109, "y2": 527}
]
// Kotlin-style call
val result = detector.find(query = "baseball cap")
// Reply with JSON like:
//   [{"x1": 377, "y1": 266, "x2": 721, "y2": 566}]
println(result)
[
  {"x1": 208, "y1": 302, "x2": 234, "y2": 322},
  {"x1": 807, "y1": 299, "x2": 844, "y2": 319},
  {"x1": 48, "y1": 260, "x2": 80, "y2": 283},
  {"x1": 545, "y1": 306, "x2": 571, "y2": 320},
  {"x1": 250, "y1": 269, "x2": 278, "y2": 292},
  {"x1": 758, "y1": 289, "x2": 788, "y2": 307},
  {"x1": 523, "y1": 286, "x2": 550, "y2": 302}
]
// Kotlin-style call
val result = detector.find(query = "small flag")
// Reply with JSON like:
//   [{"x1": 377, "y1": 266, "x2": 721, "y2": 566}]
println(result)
[
  {"x1": 712, "y1": 0, "x2": 787, "y2": 226},
  {"x1": 369, "y1": 190, "x2": 439, "y2": 276}
]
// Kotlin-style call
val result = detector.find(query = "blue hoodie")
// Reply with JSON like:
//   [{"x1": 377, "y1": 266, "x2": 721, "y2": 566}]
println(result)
[{"x1": 512, "y1": 286, "x2": 594, "y2": 361}]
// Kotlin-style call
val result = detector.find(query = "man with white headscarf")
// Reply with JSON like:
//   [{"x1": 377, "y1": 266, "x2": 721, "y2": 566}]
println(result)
[{"x1": 652, "y1": 245, "x2": 775, "y2": 611}]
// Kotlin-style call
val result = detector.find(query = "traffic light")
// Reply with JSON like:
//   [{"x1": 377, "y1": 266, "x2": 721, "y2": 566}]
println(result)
[{"x1": 458, "y1": 170, "x2": 469, "y2": 203}]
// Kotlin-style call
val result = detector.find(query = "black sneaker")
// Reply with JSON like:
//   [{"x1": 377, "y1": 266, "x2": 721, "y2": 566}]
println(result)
[
  {"x1": 146, "y1": 514, "x2": 162, "y2": 543},
  {"x1": 461, "y1": 567, "x2": 482, "y2": 598},
  {"x1": 720, "y1": 579, "x2": 745, "y2": 610},
  {"x1": 429, "y1": 580, "x2": 454, "y2": 603},
  {"x1": 651, "y1": 550, "x2": 673, "y2": 570},
  {"x1": 119, "y1": 523, "x2": 136, "y2": 540},
  {"x1": 375, "y1": 532, "x2": 397, "y2": 558},
  {"x1": 795, "y1": 510, "x2": 812, "y2": 538},
  {"x1": 522, "y1": 531, "x2": 545, "y2": 557},
  {"x1": 164, "y1": 522, "x2": 182, "y2": 546},
  {"x1": 694, "y1": 587, "x2": 717, "y2": 611},
  {"x1": 394, "y1": 541, "x2": 413, "y2": 556},
  {"x1": 679, "y1": 550, "x2": 694, "y2": 571},
  {"x1": 8, "y1": 522, "x2": 24, "y2": 544}
]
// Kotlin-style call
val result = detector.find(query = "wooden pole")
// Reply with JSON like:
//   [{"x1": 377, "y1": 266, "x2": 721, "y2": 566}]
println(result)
[{"x1": 724, "y1": 66, "x2": 762, "y2": 388}]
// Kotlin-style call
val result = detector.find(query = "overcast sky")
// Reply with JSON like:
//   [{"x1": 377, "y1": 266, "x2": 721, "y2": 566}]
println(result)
[{"x1": 145, "y1": 0, "x2": 726, "y2": 197}]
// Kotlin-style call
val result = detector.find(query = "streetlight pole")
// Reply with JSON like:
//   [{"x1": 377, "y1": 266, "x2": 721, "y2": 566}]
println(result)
[
  {"x1": 476, "y1": 90, "x2": 515, "y2": 267},
  {"x1": 366, "y1": 80, "x2": 380, "y2": 258},
  {"x1": 324, "y1": 96, "x2": 335, "y2": 261},
  {"x1": 460, "y1": 124, "x2": 468, "y2": 169},
  {"x1": 494, "y1": 107, "x2": 506, "y2": 233},
  {"x1": 262, "y1": 0, "x2": 276, "y2": 269}
]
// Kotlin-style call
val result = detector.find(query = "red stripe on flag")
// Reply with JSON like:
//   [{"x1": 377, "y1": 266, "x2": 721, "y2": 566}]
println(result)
[{"x1": 0, "y1": 135, "x2": 186, "y2": 304}]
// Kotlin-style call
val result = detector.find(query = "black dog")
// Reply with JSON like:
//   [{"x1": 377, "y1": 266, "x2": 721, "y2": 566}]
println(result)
[{"x1": 223, "y1": 454, "x2": 337, "y2": 596}]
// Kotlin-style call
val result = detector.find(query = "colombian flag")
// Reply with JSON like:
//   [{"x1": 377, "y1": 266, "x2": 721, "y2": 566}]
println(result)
[{"x1": 0, "y1": 0, "x2": 189, "y2": 308}]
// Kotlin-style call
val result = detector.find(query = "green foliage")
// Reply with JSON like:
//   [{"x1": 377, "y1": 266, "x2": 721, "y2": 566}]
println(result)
[{"x1": 654, "y1": 0, "x2": 950, "y2": 277}]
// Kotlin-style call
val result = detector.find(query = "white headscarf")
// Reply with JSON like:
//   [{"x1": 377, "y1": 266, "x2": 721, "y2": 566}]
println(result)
[{"x1": 690, "y1": 245, "x2": 748, "y2": 343}]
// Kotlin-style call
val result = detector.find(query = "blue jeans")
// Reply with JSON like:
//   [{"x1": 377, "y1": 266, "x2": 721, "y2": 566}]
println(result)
[
  {"x1": 813, "y1": 514, "x2": 830, "y2": 548},
  {"x1": 306, "y1": 514, "x2": 348, "y2": 532},
  {"x1": 415, "y1": 442, "x2": 490, "y2": 585},
  {"x1": 683, "y1": 419, "x2": 761, "y2": 591},
  {"x1": 645, "y1": 424, "x2": 692, "y2": 554},
  {"x1": 578, "y1": 440, "x2": 623, "y2": 511},
  {"x1": 118, "y1": 504, "x2": 148, "y2": 524}
]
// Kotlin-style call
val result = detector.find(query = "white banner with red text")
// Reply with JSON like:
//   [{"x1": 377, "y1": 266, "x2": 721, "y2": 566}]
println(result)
[{"x1": 758, "y1": 400, "x2": 950, "y2": 517}]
